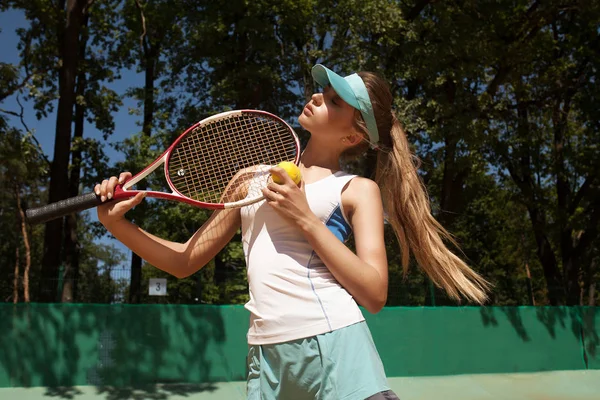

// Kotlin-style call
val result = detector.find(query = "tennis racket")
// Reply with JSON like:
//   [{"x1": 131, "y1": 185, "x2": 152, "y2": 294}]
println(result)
[{"x1": 26, "y1": 110, "x2": 301, "y2": 225}]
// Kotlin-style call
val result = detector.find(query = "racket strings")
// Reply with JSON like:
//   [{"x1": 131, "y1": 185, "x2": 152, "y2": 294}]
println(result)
[{"x1": 167, "y1": 113, "x2": 298, "y2": 205}]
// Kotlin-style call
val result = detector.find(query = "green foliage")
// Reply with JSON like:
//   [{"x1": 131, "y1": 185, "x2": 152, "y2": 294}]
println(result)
[{"x1": 1, "y1": 0, "x2": 598, "y2": 305}]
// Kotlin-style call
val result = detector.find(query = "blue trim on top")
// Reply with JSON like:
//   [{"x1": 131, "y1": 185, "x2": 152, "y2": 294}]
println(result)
[
  {"x1": 305, "y1": 204, "x2": 351, "y2": 332},
  {"x1": 305, "y1": 204, "x2": 353, "y2": 331},
  {"x1": 325, "y1": 205, "x2": 352, "y2": 242}
]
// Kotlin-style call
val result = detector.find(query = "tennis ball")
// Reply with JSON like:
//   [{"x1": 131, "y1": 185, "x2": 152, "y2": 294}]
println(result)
[{"x1": 272, "y1": 161, "x2": 302, "y2": 185}]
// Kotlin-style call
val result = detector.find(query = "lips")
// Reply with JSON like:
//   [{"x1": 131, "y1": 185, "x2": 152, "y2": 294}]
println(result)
[{"x1": 303, "y1": 105, "x2": 313, "y2": 116}]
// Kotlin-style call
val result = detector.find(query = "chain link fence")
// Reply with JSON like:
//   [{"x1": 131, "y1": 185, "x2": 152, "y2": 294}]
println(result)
[{"x1": 12, "y1": 264, "x2": 451, "y2": 306}]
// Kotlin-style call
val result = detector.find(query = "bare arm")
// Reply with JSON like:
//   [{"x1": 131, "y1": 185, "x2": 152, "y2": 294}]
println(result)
[
  {"x1": 103, "y1": 208, "x2": 240, "y2": 278},
  {"x1": 96, "y1": 173, "x2": 241, "y2": 278}
]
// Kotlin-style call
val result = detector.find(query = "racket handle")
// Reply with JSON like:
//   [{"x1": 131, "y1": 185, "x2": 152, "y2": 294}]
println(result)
[{"x1": 25, "y1": 192, "x2": 105, "y2": 225}]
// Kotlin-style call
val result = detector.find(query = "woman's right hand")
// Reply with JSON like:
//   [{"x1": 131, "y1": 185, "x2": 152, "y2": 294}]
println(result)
[{"x1": 95, "y1": 172, "x2": 146, "y2": 226}]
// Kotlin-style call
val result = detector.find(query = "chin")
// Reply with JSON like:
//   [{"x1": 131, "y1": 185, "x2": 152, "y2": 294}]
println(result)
[{"x1": 298, "y1": 113, "x2": 309, "y2": 129}]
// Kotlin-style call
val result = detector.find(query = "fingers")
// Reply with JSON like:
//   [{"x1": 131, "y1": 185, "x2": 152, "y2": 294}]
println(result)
[
  {"x1": 107, "y1": 176, "x2": 120, "y2": 199},
  {"x1": 95, "y1": 175, "x2": 123, "y2": 202},
  {"x1": 119, "y1": 172, "x2": 132, "y2": 184},
  {"x1": 270, "y1": 167, "x2": 293, "y2": 185},
  {"x1": 98, "y1": 180, "x2": 109, "y2": 201},
  {"x1": 121, "y1": 191, "x2": 147, "y2": 209},
  {"x1": 266, "y1": 181, "x2": 289, "y2": 194},
  {"x1": 262, "y1": 185, "x2": 280, "y2": 202},
  {"x1": 93, "y1": 171, "x2": 132, "y2": 201},
  {"x1": 97, "y1": 188, "x2": 146, "y2": 224},
  {"x1": 263, "y1": 167, "x2": 304, "y2": 204}
]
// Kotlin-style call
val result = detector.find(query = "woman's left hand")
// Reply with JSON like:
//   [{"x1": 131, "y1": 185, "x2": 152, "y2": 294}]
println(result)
[{"x1": 262, "y1": 167, "x2": 317, "y2": 227}]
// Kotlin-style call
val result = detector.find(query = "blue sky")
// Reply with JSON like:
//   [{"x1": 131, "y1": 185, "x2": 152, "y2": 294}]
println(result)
[
  {"x1": 1, "y1": 9, "x2": 147, "y2": 263},
  {"x1": 1, "y1": 9, "x2": 143, "y2": 163}
]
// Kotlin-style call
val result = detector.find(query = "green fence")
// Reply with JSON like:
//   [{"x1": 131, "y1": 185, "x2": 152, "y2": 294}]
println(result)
[{"x1": 0, "y1": 304, "x2": 597, "y2": 388}]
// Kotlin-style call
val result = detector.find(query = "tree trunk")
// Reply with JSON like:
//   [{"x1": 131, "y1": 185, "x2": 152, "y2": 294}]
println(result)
[
  {"x1": 438, "y1": 78, "x2": 470, "y2": 227},
  {"x1": 584, "y1": 258, "x2": 596, "y2": 306},
  {"x1": 62, "y1": 11, "x2": 89, "y2": 303},
  {"x1": 39, "y1": 0, "x2": 88, "y2": 302},
  {"x1": 129, "y1": 252, "x2": 142, "y2": 304},
  {"x1": 528, "y1": 207, "x2": 564, "y2": 305},
  {"x1": 439, "y1": 135, "x2": 469, "y2": 226},
  {"x1": 13, "y1": 184, "x2": 22, "y2": 303},
  {"x1": 13, "y1": 246, "x2": 19, "y2": 304},
  {"x1": 512, "y1": 92, "x2": 564, "y2": 304},
  {"x1": 15, "y1": 184, "x2": 31, "y2": 303},
  {"x1": 129, "y1": 6, "x2": 157, "y2": 302}
]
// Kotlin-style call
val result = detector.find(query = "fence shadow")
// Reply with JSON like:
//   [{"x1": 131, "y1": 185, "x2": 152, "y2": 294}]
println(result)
[
  {"x1": 479, "y1": 306, "x2": 598, "y2": 369},
  {"x1": 0, "y1": 303, "x2": 247, "y2": 397}
]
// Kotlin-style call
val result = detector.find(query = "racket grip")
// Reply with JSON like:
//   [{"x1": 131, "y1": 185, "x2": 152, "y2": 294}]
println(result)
[{"x1": 25, "y1": 192, "x2": 105, "y2": 225}]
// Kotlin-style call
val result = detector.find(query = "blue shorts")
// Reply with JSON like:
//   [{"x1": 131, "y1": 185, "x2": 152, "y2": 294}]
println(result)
[{"x1": 246, "y1": 321, "x2": 392, "y2": 400}]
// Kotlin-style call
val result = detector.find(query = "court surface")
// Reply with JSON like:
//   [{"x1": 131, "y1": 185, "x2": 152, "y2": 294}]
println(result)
[{"x1": 2, "y1": 370, "x2": 598, "y2": 399}]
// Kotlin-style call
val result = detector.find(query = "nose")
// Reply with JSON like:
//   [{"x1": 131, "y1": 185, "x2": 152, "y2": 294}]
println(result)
[{"x1": 311, "y1": 92, "x2": 323, "y2": 105}]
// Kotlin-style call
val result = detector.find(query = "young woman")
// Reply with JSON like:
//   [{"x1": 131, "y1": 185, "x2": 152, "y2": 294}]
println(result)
[{"x1": 95, "y1": 64, "x2": 489, "y2": 399}]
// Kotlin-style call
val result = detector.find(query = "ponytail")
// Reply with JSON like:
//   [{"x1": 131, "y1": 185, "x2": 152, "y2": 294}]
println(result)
[
  {"x1": 351, "y1": 71, "x2": 490, "y2": 304},
  {"x1": 375, "y1": 116, "x2": 490, "y2": 304}
]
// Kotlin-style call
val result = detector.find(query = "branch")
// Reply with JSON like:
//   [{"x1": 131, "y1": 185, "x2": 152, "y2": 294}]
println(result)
[
  {"x1": 0, "y1": 97, "x2": 51, "y2": 167},
  {"x1": 0, "y1": 71, "x2": 34, "y2": 103},
  {"x1": 273, "y1": 20, "x2": 285, "y2": 56},
  {"x1": 134, "y1": 0, "x2": 148, "y2": 54},
  {"x1": 0, "y1": 100, "x2": 31, "y2": 134},
  {"x1": 14, "y1": 96, "x2": 31, "y2": 133},
  {"x1": 0, "y1": 108, "x2": 25, "y2": 120}
]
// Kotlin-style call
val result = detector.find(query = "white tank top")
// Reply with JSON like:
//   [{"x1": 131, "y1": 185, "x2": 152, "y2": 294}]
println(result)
[{"x1": 240, "y1": 170, "x2": 366, "y2": 345}]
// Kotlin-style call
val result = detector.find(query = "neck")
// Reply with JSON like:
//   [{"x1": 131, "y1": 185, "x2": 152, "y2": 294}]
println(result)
[{"x1": 301, "y1": 138, "x2": 343, "y2": 171}]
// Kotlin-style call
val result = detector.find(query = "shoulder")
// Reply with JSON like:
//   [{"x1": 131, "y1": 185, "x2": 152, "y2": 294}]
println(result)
[
  {"x1": 341, "y1": 177, "x2": 383, "y2": 220},
  {"x1": 344, "y1": 176, "x2": 380, "y2": 196}
]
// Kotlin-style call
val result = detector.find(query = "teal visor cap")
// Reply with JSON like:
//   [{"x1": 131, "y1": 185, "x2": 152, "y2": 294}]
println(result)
[{"x1": 311, "y1": 64, "x2": 379, "y2": 147}]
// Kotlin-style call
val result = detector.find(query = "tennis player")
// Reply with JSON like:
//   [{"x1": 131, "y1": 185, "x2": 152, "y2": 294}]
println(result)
[{"x1": 95, "y1": 64, "x2": 489, "y2": 399}]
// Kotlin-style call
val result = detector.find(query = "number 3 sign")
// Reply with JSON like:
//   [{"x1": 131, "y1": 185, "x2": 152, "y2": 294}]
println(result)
[{"x1": 149, "y1": 278, "x2": 167, "y2": 296}]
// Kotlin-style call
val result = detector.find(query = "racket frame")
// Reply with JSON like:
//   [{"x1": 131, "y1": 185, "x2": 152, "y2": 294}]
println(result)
[{"x1": 105, "y1": 109, "x2": 300, "y2": 209}]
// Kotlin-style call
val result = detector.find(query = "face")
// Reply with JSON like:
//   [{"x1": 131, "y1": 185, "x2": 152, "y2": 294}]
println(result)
[{"x1": 298, "y1": 85, "x2": 359, "y2": 145}]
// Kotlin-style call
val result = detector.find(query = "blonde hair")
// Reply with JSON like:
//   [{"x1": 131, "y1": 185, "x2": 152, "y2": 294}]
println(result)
[{"x1": 349, "y1": 72, "x2": 490, "y2": 304}]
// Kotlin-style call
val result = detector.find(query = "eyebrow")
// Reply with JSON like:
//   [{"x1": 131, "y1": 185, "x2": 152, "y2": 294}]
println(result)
[
  {"x1": 323, "y1": 85, "x2": 341, "y2": 100},
  {"x1": 322, "y1": 85, "x2": 346, "y2": 108}
]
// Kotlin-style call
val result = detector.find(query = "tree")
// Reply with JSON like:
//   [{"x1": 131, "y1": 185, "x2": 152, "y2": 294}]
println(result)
[
  {"x1": 481, "y1": 1, "x2": 600, "y2": 304},
  {"x1": 0, "y1": 126, "x2": 48, "y2": 303},
  {"x1": 4, "y1": 0, "x2": 101, "y2": 301},
  {"x1": 62, "y1": 0, "x2": 122, "y2": 302},
  {"x1": 4, "y1": 0, "x2": 123, "y2": 301},
  {"x1": 108, "y1": 0, "x2": 185, "y2": 302}
]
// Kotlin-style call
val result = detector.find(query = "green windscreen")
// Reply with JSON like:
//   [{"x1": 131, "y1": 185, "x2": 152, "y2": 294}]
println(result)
[{"x1": 0, "y1": 304, "x2": 594, "y2": 388}]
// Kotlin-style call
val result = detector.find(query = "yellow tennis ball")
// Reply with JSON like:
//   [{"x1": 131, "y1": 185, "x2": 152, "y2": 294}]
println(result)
[{"x1": 272, "y1": 161, "x2": 302, "y2": 185}]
